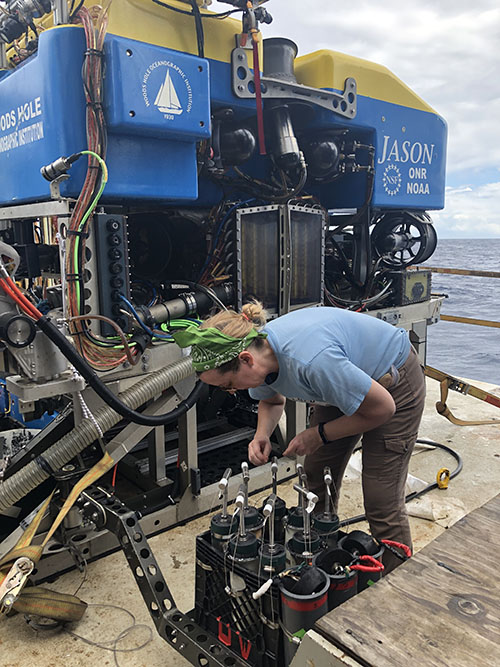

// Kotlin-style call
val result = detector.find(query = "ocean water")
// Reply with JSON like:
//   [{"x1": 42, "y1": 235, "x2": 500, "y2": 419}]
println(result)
[{"x1": 423, "y1": 238, "x2": 500, "y2": 385}]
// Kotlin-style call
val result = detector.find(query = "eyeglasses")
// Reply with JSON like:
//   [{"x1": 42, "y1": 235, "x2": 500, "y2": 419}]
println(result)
[
  {"x1": 218, "y1": 376, "x2": 237, "y2": 393},
  {"x1": 219, "y1": 384, "x2": 237, "y2": 394}
]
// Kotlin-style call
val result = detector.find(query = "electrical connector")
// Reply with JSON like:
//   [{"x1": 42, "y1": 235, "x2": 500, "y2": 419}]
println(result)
[{"x1": 40, "y1": 153, "x2": 81, "y2": 182}]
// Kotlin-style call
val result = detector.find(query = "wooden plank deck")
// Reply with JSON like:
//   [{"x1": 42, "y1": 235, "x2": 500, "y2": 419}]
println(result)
[{"x1": 315, "y1": 495, "x2": 500, "y2": 667}]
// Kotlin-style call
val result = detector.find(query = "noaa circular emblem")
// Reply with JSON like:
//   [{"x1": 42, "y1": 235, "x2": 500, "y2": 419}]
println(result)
[
  {"x1": 142, "y1": 60, "x2": 193, "y2": 119},
  {"x1": 382, "y1": 164, "x2": 402, "y2": 196}
]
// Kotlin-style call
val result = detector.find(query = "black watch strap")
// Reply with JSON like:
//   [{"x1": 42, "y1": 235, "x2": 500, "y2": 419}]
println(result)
[{"x1": 317, "y1": 422, "x2": 329, "y2": 445}]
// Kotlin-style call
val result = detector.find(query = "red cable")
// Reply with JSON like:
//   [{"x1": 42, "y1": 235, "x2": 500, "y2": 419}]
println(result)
[
  {"x1": 350, "y1": 555, "x2": 385, "y2": 572},
  {"x1": 252, "y1": 38, "x2": 266, "y2": 155},
  {"x1": 0, "y1": 278, "x2": 42, "y2": 320},
  {"x1": 111, "y1": 463, "x2": 118, "y2": 491},
  {"x1": 2, "y1": 276, "x2": 42, "y2": 319},
  {"x1": 381, "y1": 539, "x2": 412, "y2": 559}
]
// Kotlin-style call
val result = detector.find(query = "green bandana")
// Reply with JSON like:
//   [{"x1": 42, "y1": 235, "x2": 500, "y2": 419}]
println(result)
[{"x1": 172, "y1": 325, "x2": 267, "y2": 372}]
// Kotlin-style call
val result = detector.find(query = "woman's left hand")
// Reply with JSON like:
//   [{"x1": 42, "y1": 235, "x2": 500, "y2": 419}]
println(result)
[{"x1": 283, "y1": 427, "x2": 322, "y2": 458}]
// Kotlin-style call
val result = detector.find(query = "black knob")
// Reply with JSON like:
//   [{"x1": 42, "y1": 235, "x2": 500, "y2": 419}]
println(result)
[
  {"x1": 107, "y1": 234, "x2": 121, "y2": 246},
  {"x1": 107, "y1": 219, "x2": 121, "y2": 232}
]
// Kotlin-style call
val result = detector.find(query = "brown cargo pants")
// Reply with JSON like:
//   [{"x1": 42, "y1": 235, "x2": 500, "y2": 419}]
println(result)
[{"x1": 305, "y1": 346, "x2": 426, "y2": 574}]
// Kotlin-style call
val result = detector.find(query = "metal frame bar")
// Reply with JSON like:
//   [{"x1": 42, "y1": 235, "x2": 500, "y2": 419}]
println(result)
[
  {"x1": 81, "y1": 488, "x2": 249, "y2": 667},
  {"x1": 279, "y1": 204, "x2": 291, "y2": 316},
  {"x1": 0, "y1": 200, "x2": 71, "y2": 221},
  {"x1": 31, "y1": 456, "x2": 297, "y2": 582},
  {"x1": 231, "y1": 47, "x2": 357, "y2": 119},
  {"x1": 0, "y1": 43, "x2": 7, "y2": 70},
  {"x1": 51, "y1": 0, "x2": 69, "y2": 25},
  {"x1": 177, "y1": 406, "x2": 198, "y2": 495}
]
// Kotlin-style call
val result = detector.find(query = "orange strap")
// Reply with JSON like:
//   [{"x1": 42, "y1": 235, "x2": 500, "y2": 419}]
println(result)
[
  {"x1": 425, "y1": 366, "x2": 500, "y2": 426},
  {"x1": 0, "y1": 452, "x2": 114, "y2": 621}
]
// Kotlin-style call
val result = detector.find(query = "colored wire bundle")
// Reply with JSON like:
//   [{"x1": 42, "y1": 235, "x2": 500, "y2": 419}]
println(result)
[
  {"x1": 197, "y1": 199, "x2": 255, "y2": 286},
  {"x1": 63, "y1": 5, "x2": 133, "y2": 371}
]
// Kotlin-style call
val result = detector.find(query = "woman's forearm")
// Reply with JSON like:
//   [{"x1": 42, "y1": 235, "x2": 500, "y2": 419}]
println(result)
[
  {"x1": 256, "y1": 397, "x2": 286, "y2": 438},
  {"x1": 320, "y1": 412, "x2": 383, "y2": 442},
  {"x1": 321, "y1": 380, "x2": 395, "y2": 442}
]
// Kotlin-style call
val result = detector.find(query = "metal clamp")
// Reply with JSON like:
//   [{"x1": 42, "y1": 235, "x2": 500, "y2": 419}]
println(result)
[
  {"x1": 231, "y1": 47, "x2": 357, "y2": 119},
  {"x1": 0, "y1": 557, "x2": 34, "y2": 613}
]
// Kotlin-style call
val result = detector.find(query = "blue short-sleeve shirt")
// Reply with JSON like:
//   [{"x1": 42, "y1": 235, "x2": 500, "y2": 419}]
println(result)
[{"x1": 248, "y1": 307, "x2": 410, "y2": 415}]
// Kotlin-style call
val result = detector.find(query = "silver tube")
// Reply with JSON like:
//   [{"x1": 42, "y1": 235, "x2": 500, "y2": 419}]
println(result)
[
  {"x1": 235, "y1": 487, "x2": 246, "y2": 538},
  {"x1": 149, "y1": 298, "x2": 188, "y2": 323},
  {"x1": 51, "y1": 0, "x2": 69, "y2": 25},
  {"x1": 218, "y1": 468, "x2": 232, "y2": 519},
  {"x1": 241, "y1": 462, "x2": 249, "y2": 507},
  {"x1": 0, "y1": 357, "x2": 194, "y2": 512},
  {"x1": 271, "y1": 456, "x2": 278, "y2": 496}
]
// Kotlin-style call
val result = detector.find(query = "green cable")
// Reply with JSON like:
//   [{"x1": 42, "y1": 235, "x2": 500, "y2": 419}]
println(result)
[
  {"x1": 160, "y1": 321, "x2": 198, "y2": 332},
  {"x1": 78, "y1": 150, "x2": 108, "y2": 230},
  {"x1": 72, "y1": 150, "x2": 109, "y2": 309}
]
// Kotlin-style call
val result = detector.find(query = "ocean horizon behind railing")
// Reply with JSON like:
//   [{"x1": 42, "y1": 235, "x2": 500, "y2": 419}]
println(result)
[{"x1": 423, "y1": 238, "x2": 500, "y2": 386}]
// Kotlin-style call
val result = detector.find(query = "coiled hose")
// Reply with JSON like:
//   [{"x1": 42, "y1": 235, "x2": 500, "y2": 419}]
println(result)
[{"x1": 0, "y1": 356, "x2": 197, "y2": 513}]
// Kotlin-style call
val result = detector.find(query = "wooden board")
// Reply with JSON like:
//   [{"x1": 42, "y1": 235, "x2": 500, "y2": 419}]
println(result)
[{"x1": 315, "y1": 495, "x2": 500, "y2": 667}]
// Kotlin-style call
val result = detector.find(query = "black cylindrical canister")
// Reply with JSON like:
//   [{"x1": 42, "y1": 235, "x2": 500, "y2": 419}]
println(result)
[
  {"x1": 313, "y1": 548, "x2": 358, "y2": 610},
  {"x1": 259, "y1": 542, "x2": 287, "y2": 576},
  {"x1": 244, "y1": 506, "x2": 265, "y2": 540},
  {"x1": 284, "y1": 506, "x2": 304, "y2": 545},
  {"x1": 287, "y1": 531, "x2": 322, "y2": 566},
  {"x1": 279, "y1": 567, "x2": 329, "y2": 664},
  {"x1": 339, "y1": 531, "x2": 385, "y2": 591},
  {"x1": 210, "y1": 513, "x2": 236, "y2": 552},
  {"x1": 263, "y1": 37, "x2": 298, "y2": 82},
  {"x1": 226, "y1": 532, "x2": 260, "y2": 574},
  {"x1": 261, "y1": 496, "x2": 288, "y2": 544},
  {"x1": 313, "y1": 512, "x2": 340, "y2": 550}
]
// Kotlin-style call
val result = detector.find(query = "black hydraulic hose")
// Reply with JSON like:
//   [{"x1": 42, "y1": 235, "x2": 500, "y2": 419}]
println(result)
[
  {"x1": 36, "y1": 316, "x2": 203, "y2": 426},
  {"x1": 339, "y1": 438, "x2": 463, "y2": 528}
]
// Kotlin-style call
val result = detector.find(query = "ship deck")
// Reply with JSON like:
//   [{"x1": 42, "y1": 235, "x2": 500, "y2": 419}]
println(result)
[
  {"x1": 1, "y1": 375, "x2": 500, "y2": 667},
  {"x1": 312, "y1": 492, "x2": 500, "y2": 667}
]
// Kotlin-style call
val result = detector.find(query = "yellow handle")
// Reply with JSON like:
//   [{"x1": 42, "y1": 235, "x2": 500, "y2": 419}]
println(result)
[{"x1": 436, "y1": 467, "x2": 450, "y2": 489}]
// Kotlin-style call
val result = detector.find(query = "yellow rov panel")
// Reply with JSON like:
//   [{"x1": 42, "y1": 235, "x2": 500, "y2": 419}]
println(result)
[
  {"x1": 107, "y1": 1, "x2": 435, "y2": 113},
  {"x1": 5, "y1": 0, "x2": 243, "y2": 65},
  {"x1": 104, "y1": 0, "x2": 242, "y2": 62},
  {"x1": 295, "y1": 50, "x2": 435, "y2": 113},
  {"x1": 16, "y1": 0, "x2": 434, "y2": 114}
]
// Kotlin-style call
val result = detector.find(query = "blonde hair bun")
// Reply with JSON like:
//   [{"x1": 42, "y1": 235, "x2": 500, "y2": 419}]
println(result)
[
  {"x1": 200, "y1": 300, "x2": 268, "y2": 338},
  {"x1": 242, "y1": 300, "x2": 267, "y2": 327}
]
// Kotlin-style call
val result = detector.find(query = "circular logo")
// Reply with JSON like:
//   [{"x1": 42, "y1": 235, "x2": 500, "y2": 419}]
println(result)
[
  {"x1": 142, "y1": 60, "x2": 193, "y2": 119},
  {"x1": 382, "y1": 164, "x2": 402, "y2": 196}
]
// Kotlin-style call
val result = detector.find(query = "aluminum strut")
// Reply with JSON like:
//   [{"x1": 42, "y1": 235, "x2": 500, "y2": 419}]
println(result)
[{"x1": 81, "y1": 487, "x2": 248, "y2": 666}]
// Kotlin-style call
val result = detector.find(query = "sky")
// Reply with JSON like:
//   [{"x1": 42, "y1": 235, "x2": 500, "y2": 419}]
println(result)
[{"x1": 210, "y1": 0, "x2": 500, "y2": 238}]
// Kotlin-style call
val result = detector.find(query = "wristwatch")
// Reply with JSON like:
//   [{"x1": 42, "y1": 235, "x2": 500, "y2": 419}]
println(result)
[{"x1": 317, "y1": 422, "x2": 330, "y2": 445}]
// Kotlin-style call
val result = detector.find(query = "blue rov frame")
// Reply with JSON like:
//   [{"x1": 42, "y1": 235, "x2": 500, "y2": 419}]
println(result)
[{"x1": 0, "y1": 25, "x2": 446, "y2": 210}]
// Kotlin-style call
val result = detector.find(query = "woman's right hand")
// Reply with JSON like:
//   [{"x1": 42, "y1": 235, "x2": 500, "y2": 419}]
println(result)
[{"x1": 248, "y1": 435, "x2": 272, "y2": 466}]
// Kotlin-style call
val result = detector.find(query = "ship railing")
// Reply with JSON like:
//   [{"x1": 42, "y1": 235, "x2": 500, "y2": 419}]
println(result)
[{"x1": 417, "y1": 265, "x2": 500, "y2": 330}]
